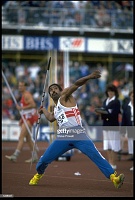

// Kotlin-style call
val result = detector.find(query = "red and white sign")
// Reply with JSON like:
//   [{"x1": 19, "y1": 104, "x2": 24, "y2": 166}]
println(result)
[{"x1": 59, "y1": 37, "x2": 85, "y2": 51}]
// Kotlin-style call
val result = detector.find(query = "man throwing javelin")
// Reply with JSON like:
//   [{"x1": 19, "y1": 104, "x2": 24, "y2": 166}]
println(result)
[{"x1": 29, "y1": 70, "x2": 125, "y2": 189}]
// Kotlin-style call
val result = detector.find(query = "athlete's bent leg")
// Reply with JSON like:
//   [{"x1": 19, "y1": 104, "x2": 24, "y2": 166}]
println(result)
[
  {"x1": 74, "y1": 140, "x2": 114, "y2": 178},
  {"x1": 36, "y1": 140, "x2": 72, "y2": 174}
]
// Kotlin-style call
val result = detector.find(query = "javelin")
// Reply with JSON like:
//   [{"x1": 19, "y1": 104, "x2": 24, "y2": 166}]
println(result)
[
  {"x1": 2, "y1": 70, "x2": 35, "y2": 142},
  {"x1": 30, "y1": 56, "x2": 51, "y2": 170}
]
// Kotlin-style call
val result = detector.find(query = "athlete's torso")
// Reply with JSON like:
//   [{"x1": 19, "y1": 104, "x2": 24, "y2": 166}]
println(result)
[
  {"x1": 54, "y1": 98, "x2": 82, "y2": 128},
  {"x1": 20, "y1": 92, "x2": 36, "y2": 115}
]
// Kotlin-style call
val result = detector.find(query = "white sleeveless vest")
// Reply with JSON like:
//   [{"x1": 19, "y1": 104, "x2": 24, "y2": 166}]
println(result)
[{"x1": 54, "y1": 98, "x2": 82, "y2": 128}]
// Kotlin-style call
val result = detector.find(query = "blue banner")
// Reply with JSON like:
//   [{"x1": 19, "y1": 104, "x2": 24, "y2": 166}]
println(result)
[{"x1": 24, "y1": 36, "x2": 59, "y2": 50}]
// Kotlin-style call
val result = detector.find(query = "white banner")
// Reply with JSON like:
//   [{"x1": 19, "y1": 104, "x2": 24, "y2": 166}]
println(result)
[
  {"x1": 2, "y1": 126, "x2": 9, "y2": 140},
  {"x1": 2, "y1": 125, "x2": 20, "y2": 141},
  {"x1": 2, "y1": 35, "x2": 24, "y2": 50},
  {"x1": 87, "y1": 39, "x2": 133, "y2": 54},
  {"x1": 10, "y1": 126, "x2": 20, "y2": 140}
]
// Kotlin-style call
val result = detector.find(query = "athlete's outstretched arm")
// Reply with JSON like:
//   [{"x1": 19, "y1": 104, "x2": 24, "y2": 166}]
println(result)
[{"x1": 62, "y1": 70, "x2": 101, "y2": 98}]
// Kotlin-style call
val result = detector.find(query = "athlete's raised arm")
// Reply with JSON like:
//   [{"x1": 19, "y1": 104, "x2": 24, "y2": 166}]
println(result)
[{"x1": 61, "y1": 70, "x2": 101, "y2": 100}]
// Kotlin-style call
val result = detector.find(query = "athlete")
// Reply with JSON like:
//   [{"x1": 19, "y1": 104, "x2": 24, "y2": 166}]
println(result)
[
  {"x1": 5, "y1": 80, "x2": 39, "y2": 163},
  {"x1": 29, "y1": 70, "x2": 125, "y2": 188}
]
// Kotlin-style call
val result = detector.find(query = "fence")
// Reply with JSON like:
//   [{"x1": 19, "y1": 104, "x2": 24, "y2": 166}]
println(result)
[{"x1": 2, "y1": 7, "x2": 133, "y2": 31}]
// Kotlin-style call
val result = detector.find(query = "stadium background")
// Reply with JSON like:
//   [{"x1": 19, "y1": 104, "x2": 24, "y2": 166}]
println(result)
[{"x1": 1, "y1": 1, "x2": 134, "y2": 197}]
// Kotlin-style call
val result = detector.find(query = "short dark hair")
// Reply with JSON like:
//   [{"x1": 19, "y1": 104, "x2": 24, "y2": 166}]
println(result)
[
  {"x1": 48, "y1": 83, "x2": 63, "y2": 94},
  {"x1": 18, "y1": 80, "x2": 28, "y2": 86},
  {"x1": 105, "y1": 84, "x2": 119, "y2": 98}
]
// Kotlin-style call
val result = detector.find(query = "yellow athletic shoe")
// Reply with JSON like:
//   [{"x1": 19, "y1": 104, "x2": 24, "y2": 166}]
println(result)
[
  {"x1": 29, "y1": 173, "x2": 44, "y2": 185},
  {"x1": 110, "y1": 171, "x2": 125, "y2": 189}
]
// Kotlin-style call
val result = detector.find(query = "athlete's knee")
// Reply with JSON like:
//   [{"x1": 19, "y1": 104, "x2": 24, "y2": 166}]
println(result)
[
  {"x1": 18, "y1": 136, "x2": 25, "y2": 145},
  {"x1": 26, "y1": 135, "x2": 32, "y2": 142}
]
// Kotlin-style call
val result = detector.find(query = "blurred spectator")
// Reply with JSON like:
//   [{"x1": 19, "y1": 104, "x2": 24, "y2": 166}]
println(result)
[
  {"x1": 4, "y1": 1, "x2": 19, "y2": 24},
  {"x1": 18, "y1": 7, "x2": 26, "y2": 25},
  {"x1": 79, "y1": 61, "x2": 90, "y2": 77},
  {"x1": 95, "y1": 4, "x2": 106, "y2": 27},
  {"x1": 4, "y1": 0, "x2": 19, "y2": 8},
  {"x1": 91, "y1": 1, "x2": 100, "y2": 8},
  {"x1": 69, "y1": 61, "x2": 81, "y2": 83},
  {"x1": 97, "y1": 63, "x2": 109, "y2": 93},
  {"x1": 63, "y1": 10, "x2": 76, "y2": 27},
  {"x1": 112, "y1": 79, "x2": 120, "y2": 87},
  {"x1": 121, "y1": 1, "x2": 132, "y2": 9},
  {"x1": 77, "y1": 84, "x2": 90, "y2": 106},
  {"x1": 2, "y1": 97, "x2": 15, "y2": 120},
  {"x1": 15, "y1": 63, "x2": 26, "y2": 80},
  {"x1": 40, "y1": 9, "x2": 50, "y2": 25},
  {"x1": 121, "y1": 85, "x2": 130, "y2": 98},
  {"x1": 74, "y1": 11, "x2": 83, "y2": 26},
  {"x1": 50, "y1": 9, "x2": 61, "y2": 25},
  {"x1": 53, "y1": 1, "x2": 64, "y2": 9},
  {"x1": 27, "y1": 63, "x2": 41, "y2": 81},
  {"x1": 95, "y1": 84, "x2": 122, "y2": 169},
  {"x1": 121, "y1": 89, "x2": 134, "y2": 171},
  {"x1": 84, "y1": 8, "x2": 96, "y2": 26},
  {"x1": 83, "y1": 104, "x2": 101, "y2": 125}
]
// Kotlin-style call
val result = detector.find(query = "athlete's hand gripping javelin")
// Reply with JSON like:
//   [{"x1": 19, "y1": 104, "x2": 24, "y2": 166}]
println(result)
[{"x1": 38, "y1": 106, "x2": 44, "y2": 114}]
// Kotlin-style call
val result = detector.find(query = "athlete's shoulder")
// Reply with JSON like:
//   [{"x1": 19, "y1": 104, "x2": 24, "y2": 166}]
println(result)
[
  {"x1": 23, "y1": 90, "x2": 33, "y2": 99},
  {"x1": 61, "y1": 87, "x2": 70, "y2": 94}
]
